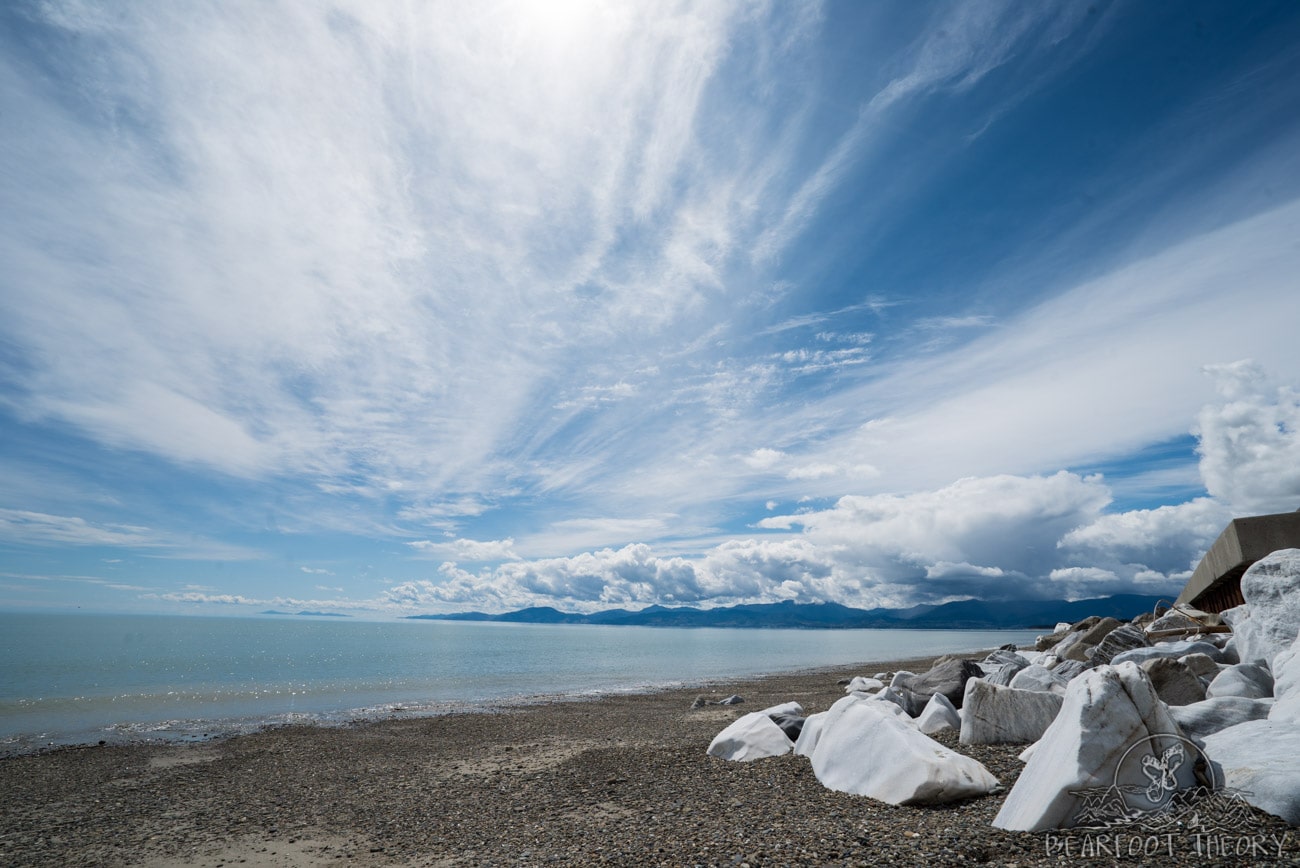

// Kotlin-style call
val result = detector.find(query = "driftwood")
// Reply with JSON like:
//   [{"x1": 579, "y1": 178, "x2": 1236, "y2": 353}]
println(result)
[{"x1": 1144, "y1": 624, "x2": 1233, "y2": 640}]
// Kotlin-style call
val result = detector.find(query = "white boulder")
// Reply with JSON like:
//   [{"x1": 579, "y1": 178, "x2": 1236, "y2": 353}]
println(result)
[
  {"x1": 917, "y1": 692, "x2": 961, "y2": 735},
  {"x1": 1202, "y1": 719, "x2": 1300, "y2": 824},
  {"x1": 1109, "y1": 639, "x2": 1221, "y2": 667},
  {"x1": 1205, "y1": 661, "x2": 1274, "y2": 700},
  {"x1": 992, "y1": 662, "x2": 1194, "y2": 831},
  {"x1": 1220, "y1": 548, "x2": 1300, "y2": 665},
  {"x1": 1268, "y1": 632, "x2": 1300, "y2": 723},
  {"x1": 706, "y1": 701, "x2": 803, "y2": 762},
  {"x1": 844, "y1": 676, "x2": 884, "y2": 694},
  {"x1": 959, "y1": 679, "x2": 1063, "y2": 745},
  {"x1": 810, "y1": 698, "x2": 999, "y2": 805},
  {"x1": 1169, "y1": 696, "x2": 1273, "y2": 742},
  {"x1": 793, "y1": 711, "x2": 827, "y2": 757},
  {"x1": 1009, "y1": 664, "x2": 1069, "y2": 695}
]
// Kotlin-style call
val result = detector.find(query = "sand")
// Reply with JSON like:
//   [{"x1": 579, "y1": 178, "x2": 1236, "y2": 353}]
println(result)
[{"x1": 2, "y1": 652, "x2": 1297, "y2": 867}]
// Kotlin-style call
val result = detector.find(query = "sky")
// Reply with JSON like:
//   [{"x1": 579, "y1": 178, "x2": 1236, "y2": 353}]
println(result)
[{"x1": 2, "y1": 0, "x2": 1300, "y2": 619}]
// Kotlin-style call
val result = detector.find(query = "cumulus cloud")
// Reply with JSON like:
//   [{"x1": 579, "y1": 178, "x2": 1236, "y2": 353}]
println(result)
[
  {"x1": 1195, "y1": 360, "x2": 1300, "y2": 514},
  {"x1": 385, "y1": 469, "x2": 1225, "y2": 613},
  {"x1": 1059, "y1": 498, "x2": 1230, "y2": 574}
]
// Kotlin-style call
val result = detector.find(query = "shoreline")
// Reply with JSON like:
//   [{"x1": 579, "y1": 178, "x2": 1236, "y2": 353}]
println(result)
[
  {"x1": 1, "y1": 641, "x2": 1033, "y2": 759},
  {"x1": 3, "y1": 651, "x2": 1297, "y2": 867}
]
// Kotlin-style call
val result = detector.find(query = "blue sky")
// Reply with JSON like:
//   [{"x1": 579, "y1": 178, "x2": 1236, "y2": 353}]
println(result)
[{"x1": 2, "y1": 0, "x2": 1300, "y2": 618}]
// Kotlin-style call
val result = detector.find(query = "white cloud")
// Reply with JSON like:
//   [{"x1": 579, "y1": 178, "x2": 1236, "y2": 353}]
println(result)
[
  {"x1": 0, "y1": 509, "x2": 158, "y2": 548},
  {"x1": 300, "y1": 566, "x2": 334, "y2": 575},
  {"x1": 0, "y1": 508, "x2": 262, "y2": 560},
  {"x1": 1059, "y1": 498, "x2": 1230, "y2": 574},
  {"x1": 407, "y1": 537, "x2": 520, "y2": 562},
  {"x1": 1194, "y1": 360, "x2": 1300, "y2": 514},
  {"x1": 744, "y1": 448, "x2": 786, "y2": 470}
]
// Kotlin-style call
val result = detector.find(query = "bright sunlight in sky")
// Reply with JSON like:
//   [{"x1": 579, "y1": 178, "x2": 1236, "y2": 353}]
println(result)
[{"x1": 2, "y1": 1, "x2": 1300, "y2": 617}]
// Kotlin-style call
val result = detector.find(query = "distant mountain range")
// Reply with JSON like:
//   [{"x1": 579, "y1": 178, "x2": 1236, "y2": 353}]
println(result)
[
  {"x1": 260, "y1": 609, "x2": 352, "y2": 618},
  {"x1": 406, "y1": 594, "x2": 1164, "y2": 630}
]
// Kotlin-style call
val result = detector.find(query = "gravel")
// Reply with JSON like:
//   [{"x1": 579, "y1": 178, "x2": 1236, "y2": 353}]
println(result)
[{"x1": 1, "y1": 651, "x2": 1296, "y2": 867}]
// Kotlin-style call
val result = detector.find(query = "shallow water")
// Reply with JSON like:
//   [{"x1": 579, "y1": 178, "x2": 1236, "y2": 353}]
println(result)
[{"x1": 0, "y1": 611, "x2": 1038, "y2": 750}]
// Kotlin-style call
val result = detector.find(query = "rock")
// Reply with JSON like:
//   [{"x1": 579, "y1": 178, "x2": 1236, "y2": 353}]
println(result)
[
  {"x1": 1051, "y1": 630, "x2": 1087, "y2": 658},
  {"x1": 1051, "y1": 659, "x2": 1090, "y2": 681},
  {"x1": 959, "y1": 679, "x2": 1063, "y2": 745},
  {"x1": 843, "y1": 676, "x2": 884, "y2": 694},
  {"x1": 1206, "y1": 661, "x2": 1274, "y2": 700},
  {"x1": 1146, "y1": 609, "x2": 1203, "y2": 634},
  {"x1": 916, "y1": 692, "x2": 961, "y2": 735},
  {"x1": 690, "y1": 695, "x2": 709, "y2": 709},
  {"x1": 983, "y1": 649, "x2": 1029, "y2": 668},
  {"x1": 1089, "y1": 623, "x2": 1150, "y2": 665},
  {"x1": 707, "y1": 701, "x2": 802, "y2": 761},
  {"x1": 1061, "y1": 642, "x2": 1092, "y2": 663},
  {"x1": 1202, "y1": 719, "x2": 1300, "y2": 824},
  {"x1": 1169, "y1": 696, "x2": 1274, "y2": 742},
  {"x1": 1054, "y1": 621, "x2": 1073, "y2": 633},
  {"x1": 872, "y1": 672, "x2": 888, "y2": 681},
  {"x1": 991, "y1": 663, "x2": 1194, "y2": 831},
  {"x1": 1070, "y1": 615, "x2": 1103, "y2": 633},
  {"x1": 792, "y1": 711, "x2": 827, "y2": 757},
  {"x1": 1221, "y1": 548, "x2": 1300, "y2": 665},
  {"x1": 1269, "y1": 633, "x2": 1300, "y2": 722},
  {"x1": 889, "y1": 671, "x2": 916, "y2": 688},
  {"x1": 1036, "y1": 629, "x2": 1069, "y2": 652},
  {"x1": 769, "y1": 709, "x2": 806, "y2": 741},
  {"x1": 1110, "y1": 639, "x2": 1222, "y2": 667},
  {"x1": 810, "y1": 698, "x2": 1000, "y2": 805},
  {"x1": 986, "y1": 661, "x2": 1029, "y2": 687},
  {"x1": 707, "y1": 712, "x2": 785, "y2": 758},
  {"x1": 1138, "y1": 657, "x2": 1206, "y2": 706},
  {"x1": 1178, "y1": 653, "x2": 1221, "y2": 679},
  {"x1": 1009, "y1": 664, "x2": 1068, "y2": 695},
  {"x1": 1076, "y1": 616, "x2": 1121, "y2": 647},
  {"x1": 896, "y1": 659, "x2": 984, "y2": 710},
  {"x1": 718, "y1": 695, "x2": 744, "y2": 706}
]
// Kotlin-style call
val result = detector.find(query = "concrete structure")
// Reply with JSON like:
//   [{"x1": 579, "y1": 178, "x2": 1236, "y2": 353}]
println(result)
[{"x1": 1177, "y1": 512, "x2": 1300, "y2": 613}]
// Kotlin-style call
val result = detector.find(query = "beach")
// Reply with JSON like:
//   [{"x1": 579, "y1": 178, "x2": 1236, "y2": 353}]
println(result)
[{"x1": 2, "y1": 653, "x2": 1297, "y2": 868}]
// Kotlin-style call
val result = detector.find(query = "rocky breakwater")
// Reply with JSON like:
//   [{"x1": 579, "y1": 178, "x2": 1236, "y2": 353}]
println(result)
[{"x1": 705, "y1": 548, "x2": 1300, "y2": 834}]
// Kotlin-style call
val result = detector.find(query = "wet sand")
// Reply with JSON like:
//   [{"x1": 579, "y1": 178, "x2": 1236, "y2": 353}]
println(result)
[{"x1": 1, "y1": 653, "x2": 1296, "y2": 867}]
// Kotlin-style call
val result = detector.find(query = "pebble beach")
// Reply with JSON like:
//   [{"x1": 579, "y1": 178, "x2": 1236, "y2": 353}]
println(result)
[{"x1": 2, "y1": 652, "x2": 1297, "y2": 868}]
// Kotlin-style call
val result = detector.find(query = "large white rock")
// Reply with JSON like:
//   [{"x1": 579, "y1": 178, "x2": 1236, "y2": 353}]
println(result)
[
  {"x1": 1268, "y1": 632, "x2": 1300, "y2": 723},
  {"x1": 1221, "y1": 548, "x2": 1300, "y2": 666},
  {"x1": 992, "y1": 662, "x2": 1194, "y2": 831},
  {"x1": 1205, "y1": 661, "x2": 1274, "y2": 700},
  {"x1": 917, "y1": 692, "x2": 961, "y2": 735},
  {"x1": 793, "y1": 711, "x2": 827, "y2": 757},
  {"x1": 844, "y1": 676, "x2": 884, "y2": 694},
  {"x1": 1009, "y1": 664, "x2": 1069, "y2": 695},
  {"x1": 1169, "y1": 696, "x2": 1273, "y2": 742},
  {"x1": 706, "y1": 701, "x2": 803, "y2": 762},
  {"x1": 810, "y1": 699, "x2": 999, "y2": 805},
  {"x1": 959, "y1": 679, "x2": 1063, "y2": 745},
  {"x1": 1202, "y1": 719, "x2": 1300, "y2": 824},
  {"x1": 1110, "y1": 639, "x2": 1222, "y2": 667}
]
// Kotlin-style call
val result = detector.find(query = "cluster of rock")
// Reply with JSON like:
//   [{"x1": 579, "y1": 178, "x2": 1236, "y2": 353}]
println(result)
[{"x1": 707, "y1": 548, "x2": 1300, "y2": 830}]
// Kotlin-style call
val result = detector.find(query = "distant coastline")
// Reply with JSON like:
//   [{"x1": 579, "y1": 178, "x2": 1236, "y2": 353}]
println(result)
[{"x1": 407, "y1": 593, "x2": 1164, "y2": 631}]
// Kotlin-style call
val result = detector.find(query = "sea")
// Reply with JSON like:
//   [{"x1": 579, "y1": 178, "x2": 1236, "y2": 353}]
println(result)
[{"x1": 0, "y1": 612, "x2": 1040, "y2": 753}]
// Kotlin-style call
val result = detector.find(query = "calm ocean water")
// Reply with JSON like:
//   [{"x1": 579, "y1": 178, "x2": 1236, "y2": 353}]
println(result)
[{"x1": 0, "y1": 612, "x2": 1039, "y2": 752}]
